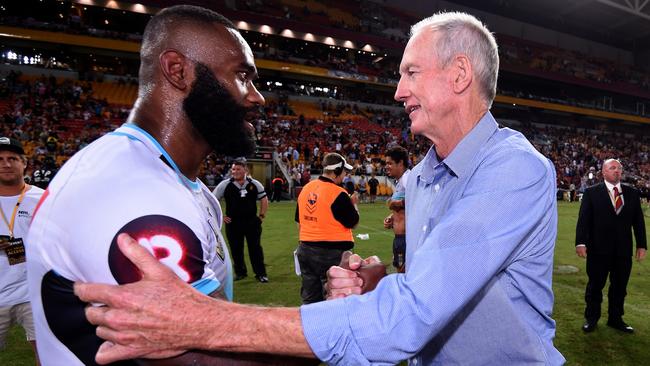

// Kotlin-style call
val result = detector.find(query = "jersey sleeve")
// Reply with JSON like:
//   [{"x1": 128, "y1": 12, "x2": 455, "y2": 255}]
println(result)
[
  {"x1": 252, "y1": 179, "x2": 267, "y2": 200},
  {"x1": 213, "y1": 179, "x2": 229, "y2": 200}
]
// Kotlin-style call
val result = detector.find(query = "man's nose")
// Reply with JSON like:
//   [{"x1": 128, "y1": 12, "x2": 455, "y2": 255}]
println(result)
[
  {"x1": 394, "y1": 77, "x2": 409, "y2": 102},
  {"x1": 247, "y1": 83, "x2": 265, "y2": 106}
]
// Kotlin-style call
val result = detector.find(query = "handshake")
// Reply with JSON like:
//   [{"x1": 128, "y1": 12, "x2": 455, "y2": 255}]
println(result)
[{"x1": 325, "y1": 251, "x2": 387, "y2": 300}]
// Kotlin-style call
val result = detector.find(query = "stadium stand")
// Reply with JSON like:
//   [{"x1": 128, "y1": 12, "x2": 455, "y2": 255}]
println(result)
[{"x1": 0, "y1": 0, "x2": 649, "y2": 199}]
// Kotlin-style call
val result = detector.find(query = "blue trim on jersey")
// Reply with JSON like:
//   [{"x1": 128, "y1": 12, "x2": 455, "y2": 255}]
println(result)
[
  {"x1": 224, "y1": 271, "x2": 233, "y2": 301},
  {"x1": 112, "y1": 123, "x2": 201, "y2": 192},
  {"x1": 191, "y1": 278, "x2": 221, "y2": 296},
  {"x1": 109, "y1": 131, "x2": 139, "y2": 140}
]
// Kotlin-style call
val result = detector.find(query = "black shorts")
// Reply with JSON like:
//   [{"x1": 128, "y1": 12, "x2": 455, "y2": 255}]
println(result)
[{"x1": 392, "y1": 234, "x2": 406, "y2": 269}]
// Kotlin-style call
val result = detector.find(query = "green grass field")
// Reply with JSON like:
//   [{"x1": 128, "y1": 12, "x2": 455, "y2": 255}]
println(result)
[{"x1": 2, "y1": 201, "x2": 649, "y2": 365}]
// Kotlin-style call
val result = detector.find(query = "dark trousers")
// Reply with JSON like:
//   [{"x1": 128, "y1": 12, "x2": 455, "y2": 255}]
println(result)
[
  {"x1": 272, "y1": 187, "x2": 282, "y2": 202},
  {"x1": 225, "y1": 218, "x2": 266, "y2": 277},
  {"x1": 392, "y1": 234, "x2": 406, "y2": 270},
  {"x1": 584, "y1": 254, "x2": 632, "y2": 322},
  {"x1": 296, "y1": 244, "x2": 345, "y2": 304}
]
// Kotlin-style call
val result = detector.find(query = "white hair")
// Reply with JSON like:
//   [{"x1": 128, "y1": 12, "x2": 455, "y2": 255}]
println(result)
[
  {"x1": 410, "y1": 12, "x2": 499, "y2": 107},
  {"x1": 603, "y1": 158, "x2": 622, "y2": 168}
]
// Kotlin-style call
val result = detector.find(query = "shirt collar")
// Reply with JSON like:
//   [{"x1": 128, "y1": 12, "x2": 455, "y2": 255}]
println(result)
[
  {"x1": 604, "y1": 180, "x2": 622, "y2": 193},
  {"x1": 418, "y1": 111, "x2": 498, "y2": 182},
  {"x1": 443, "y1": 112, "x2": 498, "y2": 179}
]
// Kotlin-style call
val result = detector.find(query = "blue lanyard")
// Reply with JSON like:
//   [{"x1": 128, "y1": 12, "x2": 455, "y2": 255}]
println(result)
[{"x1": 111, "y1": 123, "x2": 201, "y2": 192}]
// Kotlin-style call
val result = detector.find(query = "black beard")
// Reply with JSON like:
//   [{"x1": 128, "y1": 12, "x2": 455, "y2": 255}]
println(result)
[{"x1": 183, "y1": 62, "x2": 256, "y2": 157}]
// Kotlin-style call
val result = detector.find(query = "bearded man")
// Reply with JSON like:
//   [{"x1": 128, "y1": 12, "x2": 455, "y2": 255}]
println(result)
[{"x1": 26, "y1": 5, "x2": 315, "y2": 366}]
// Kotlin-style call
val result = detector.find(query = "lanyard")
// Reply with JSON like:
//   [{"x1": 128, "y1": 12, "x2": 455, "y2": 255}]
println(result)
[{"x1": 0, "y1": 184, "x2": 28, "y2": 238}]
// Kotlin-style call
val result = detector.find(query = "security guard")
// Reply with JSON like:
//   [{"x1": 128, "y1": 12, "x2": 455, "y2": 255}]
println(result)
[
  {"x1": 295, "y1": 153, "x2": 359, "y2": 304},
  {"x1": 214, "y1": 158, "x2": 269, "y2": 282}
]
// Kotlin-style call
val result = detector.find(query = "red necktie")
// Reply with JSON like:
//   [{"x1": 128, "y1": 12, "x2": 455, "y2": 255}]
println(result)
[{"x1": 613, "y1": 187, "x2": 623, "y2": 214}]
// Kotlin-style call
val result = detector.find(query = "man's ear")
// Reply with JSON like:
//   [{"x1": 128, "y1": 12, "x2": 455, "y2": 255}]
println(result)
[
  {"x1": 452, "y1": 54, "x2": 472, "y2": 95},
  {"x1": 159, "y1": 49, "x2": 189, "y2": 90}
]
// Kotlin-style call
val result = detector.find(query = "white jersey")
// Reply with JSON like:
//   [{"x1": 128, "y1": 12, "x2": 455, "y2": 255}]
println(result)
[
  {"x1": 0, "y1": 185, "x2": 44, "y2": 307},
  {"x1": 26, "y1": 123, "x2": 232, "y2": 366}
]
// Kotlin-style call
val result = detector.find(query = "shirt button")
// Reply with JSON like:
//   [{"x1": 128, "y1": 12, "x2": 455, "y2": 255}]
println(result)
[
  {"x1": 434, "y1": 184, "x2": 440, "y2": 191},
  {"x1": 413, "y1": 359, "x2": 418, "y2": 365},
  {"x1": 422, "y1": 225, "x2": 427, "y2": 231}
]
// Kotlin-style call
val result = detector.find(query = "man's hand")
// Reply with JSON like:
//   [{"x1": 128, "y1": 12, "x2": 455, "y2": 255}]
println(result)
[
  {"x1": 349, "y1": 192, "x2": 359, "y2": 205},
  {"x1": 383, "y1": 214, "x2": 393, "y2": 229},
  {"x1": 325, "y1": 251, "x2": 386, "y2": 300},
  {"x1": 636, "y1": 248, "x2": 646, "y2": 262},
  {"x1": 74, "y1": 233, "x2": 217, "y2": 364},
  {"x1": 223, "y1": 216, "x2": 232, "y2": 224},
  {"x1": 576, "y1": 246, "x2": 587, "y2": 258}
]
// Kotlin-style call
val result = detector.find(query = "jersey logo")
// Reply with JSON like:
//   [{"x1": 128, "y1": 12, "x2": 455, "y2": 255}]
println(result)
[
  {"x1": 108, "y1": 215, "x2": 205, "y2": 284},
  {"x1": 306, "y1": 192, "x2": 318, "y2": 213}
]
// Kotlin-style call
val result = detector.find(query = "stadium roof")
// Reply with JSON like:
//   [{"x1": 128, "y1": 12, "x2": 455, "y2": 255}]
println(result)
[{"x1": 445, "y1": 0, "x2": 650, "y2": 52}]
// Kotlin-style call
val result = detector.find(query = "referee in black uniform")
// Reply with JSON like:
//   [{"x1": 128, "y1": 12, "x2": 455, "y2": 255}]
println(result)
[{"x1": 213, "y1": 158, "x2": 269, "y2": 282}]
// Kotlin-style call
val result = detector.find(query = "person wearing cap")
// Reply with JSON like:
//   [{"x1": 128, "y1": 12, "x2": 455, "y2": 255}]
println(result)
[
  {"x1": 213, "y1": 158, "x2": 269, "y2": 283},
  {"x1": 0, "y1": 137, "x2": 44, "y2": 364},
  {"x1": 294, "y1": 152, "x2": 359, "y2": 304}
]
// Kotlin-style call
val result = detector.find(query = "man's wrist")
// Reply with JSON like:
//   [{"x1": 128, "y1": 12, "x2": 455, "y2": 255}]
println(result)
[{"x1": 258, "y1": 213, "x2": 266, "y2": 218}]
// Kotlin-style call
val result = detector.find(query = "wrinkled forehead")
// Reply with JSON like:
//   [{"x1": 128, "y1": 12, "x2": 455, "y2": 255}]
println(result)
[
  {"x1": 400, "y1": 30, "x2": 438, "y2": 70},
  {"x1": 604, "y1": 159, "x2": 622, "y2": 170}
]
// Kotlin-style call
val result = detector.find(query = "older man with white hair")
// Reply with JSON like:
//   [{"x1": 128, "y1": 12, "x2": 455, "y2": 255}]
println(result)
[{"x1": 76, "y1": 11, "x2": 565, "y2": 365}]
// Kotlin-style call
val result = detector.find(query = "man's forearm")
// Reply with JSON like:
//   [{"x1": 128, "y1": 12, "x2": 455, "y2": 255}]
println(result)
[{"x1": 200, "y1": 301, "x2": 314, "y2": 357}]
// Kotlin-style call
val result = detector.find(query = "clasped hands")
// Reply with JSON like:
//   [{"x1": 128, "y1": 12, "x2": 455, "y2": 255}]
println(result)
[{"x1": 325, "y1": 251, "x2": 387, "y2": 300}]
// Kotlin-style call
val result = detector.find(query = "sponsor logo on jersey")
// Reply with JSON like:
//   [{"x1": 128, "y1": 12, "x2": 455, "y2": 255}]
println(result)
[{"x1": 108, "y1": 215, "x2": 205, "y2": 284}]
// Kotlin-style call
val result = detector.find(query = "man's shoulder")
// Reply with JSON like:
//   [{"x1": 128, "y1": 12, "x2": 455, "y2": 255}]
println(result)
[
  {"x1": 480, "y1": 133, "x2": 552, "y2": 178},
  {"x1": 248, "y1": 177, "x2": 264, "y2": 186},
  {"x1": 622, "y1": 183, "x2": 640, "y2": 195},
  {"x1": 215, "y1": 178, "x2": 233, "y2": 190},
  {"x1": 585, "y1": 183, "x2": 605, "y2": 193},
  {"x1": 53, "y1": 132, "x2": 164, "y2": 185},
  {"x1": 26, "y1": 185, "x2": 45, "y2": 200}
]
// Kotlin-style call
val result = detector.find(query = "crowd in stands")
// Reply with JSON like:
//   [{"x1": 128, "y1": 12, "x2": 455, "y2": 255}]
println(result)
[
  {"x1": 1, "y1": 1, "x2": 145, "y2": 42},
  {"x1": 499, "y1": 36, "x2": 650, "y2": 94},
  {"x1": 522, "y1": 123, "x2": 650, "y2": 199},
  {"x1": 5, "y1": 0, "x2": 650, "y2": 118},
  {"x1": 1, "y1": 73, "x2": 649, "y2": 200},
  {"x1": 234, "y1": 0, "x2": 411, "y2": 43},
  {"x1": 0, "y1": 71, "x2": 127, "y2": 182},
  {"x1": 248, "y1": 34, "x2": 400, "y2": 83}
]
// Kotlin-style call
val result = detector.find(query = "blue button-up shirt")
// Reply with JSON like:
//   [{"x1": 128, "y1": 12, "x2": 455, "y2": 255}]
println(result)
[{"x1": 301, "y1": 112, "x2": 565, "y2": 365}]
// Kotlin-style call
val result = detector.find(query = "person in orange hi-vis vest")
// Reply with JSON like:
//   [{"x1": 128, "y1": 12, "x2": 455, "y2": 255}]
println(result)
[{"x1": 294, "y1": 153, "x2": 359, "y2": 304}]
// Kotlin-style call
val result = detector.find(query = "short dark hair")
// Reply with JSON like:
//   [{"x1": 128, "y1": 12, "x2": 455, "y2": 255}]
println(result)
[
  {"x1": 140, "y1": 5, "x2": 236, "y2": 84},
  {"x1": 385, "y1": 146, "x2": 409, "y2": 168},
  {"x1": 232, "y1": 157, "x2": 247, "y2": 167},
  {"x1": 143, "y1": 5, "x2": 235, "y2": 47}
]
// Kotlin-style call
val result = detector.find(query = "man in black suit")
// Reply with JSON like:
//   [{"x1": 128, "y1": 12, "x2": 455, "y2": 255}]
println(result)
[{"x1": 576, "y1": 158, "x2": 647, "y2": 333}]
